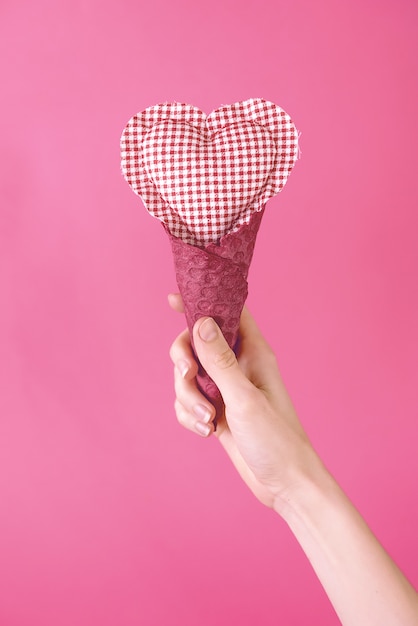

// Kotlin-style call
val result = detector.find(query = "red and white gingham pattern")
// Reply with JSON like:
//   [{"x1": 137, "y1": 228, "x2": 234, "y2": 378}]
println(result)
[{"x1": 121, "y1": 99, "x2": 298, "y2": 246}]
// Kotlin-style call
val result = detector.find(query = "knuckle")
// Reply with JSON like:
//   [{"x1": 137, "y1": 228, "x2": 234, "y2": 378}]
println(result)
[
  {"x1": 252, "y1": 337, "x2": 277, "y2": 363},
  {"x1": 214, "y1": 347, "x2": 236, "y2": 370},
  {"x1": 173, "y1": 368, "x2": 184, "y2": 397},
  {"x1": 263, "y1": 346, "x2": 279, "y2": 370},
  {"x1": 169, "y1": 341, "x2": 178, "y2": 363},
  {"x1": 236, "y1": 385, "x2": 262, "y2": 413},
  {"x1": 174, "y1": 399, "x2": 188, "y2": 427}
]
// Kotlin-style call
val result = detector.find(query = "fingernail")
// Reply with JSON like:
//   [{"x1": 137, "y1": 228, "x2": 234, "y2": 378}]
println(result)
[
  {"x1": 193, "y1": 403, "x2": 212, "y2": 423},
  {"x1": 195, "y1": 421, "x2": 211, "y2": 437},
  {"x1": 199, "y1": 318, "x2": 218, "y2": 342},
  {"x1": 177, "y1": 359, "x2": 190, "y2": 378}
]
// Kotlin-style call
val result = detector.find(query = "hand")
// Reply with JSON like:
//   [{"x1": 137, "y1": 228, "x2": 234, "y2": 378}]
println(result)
[
  {"x1": 168, "y1": 294, "x2": 322, "y2": 512},
  {"x1": 169, "y1": 294, "x2": 418, "y2": 625}
]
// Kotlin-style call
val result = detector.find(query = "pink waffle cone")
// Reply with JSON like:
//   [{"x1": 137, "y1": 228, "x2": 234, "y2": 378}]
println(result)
[{"x1": 167, "y1": 209, "x2": 264, "y2": 423}]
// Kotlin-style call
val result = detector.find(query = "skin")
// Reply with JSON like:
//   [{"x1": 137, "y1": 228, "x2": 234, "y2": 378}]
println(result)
[{"x1": 168, "y1": 294, "x2": 418, "y2": 626}]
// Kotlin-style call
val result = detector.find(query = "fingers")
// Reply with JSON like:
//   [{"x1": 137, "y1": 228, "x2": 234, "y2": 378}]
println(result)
[
  {"x1": 169, "y1": 327, "x2": 199, "y2": 381},
  {"x1": 167, "y1": 293, "x2": 184, "y2": 313},
  {"x1": 169, "y1": 294, "x2": 261, "y2": 433},
  {"x1": 193, "y1": 317, "x2": 254, "y2": 406},
  {"x1": 169, "y1": 323, "x2": 216, "y2": 438},
  {"x1": 168, "y1": 293, "x2": 196, "y2": 378},
  {"x1": 238, "y1": 307, "x2": 276, "y2": 359},
  {"x1": 238, "y1": 306, "x2": 262, "y2": 340},
  {"x1": 173, "y1": 368, "x2": 216, "y2": 438}
]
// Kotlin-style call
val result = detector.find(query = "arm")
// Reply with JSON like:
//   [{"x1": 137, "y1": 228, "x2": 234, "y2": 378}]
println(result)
[
  {"x1": 169, "y1": 296, "x2": 418, "y2": 626},
  {"x1": 281, "y1": 463, "x2": 417, "y2": 626}
]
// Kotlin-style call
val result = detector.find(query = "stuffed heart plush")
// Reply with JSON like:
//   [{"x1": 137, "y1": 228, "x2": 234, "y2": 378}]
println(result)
[{"x1": 121, "y1": 99, "x2": 299, "y2": 420}]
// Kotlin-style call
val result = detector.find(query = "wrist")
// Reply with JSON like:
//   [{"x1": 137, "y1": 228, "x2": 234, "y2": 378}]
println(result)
[{"x1": 272, "y1": 450, "x2": 336, "y2": 521}]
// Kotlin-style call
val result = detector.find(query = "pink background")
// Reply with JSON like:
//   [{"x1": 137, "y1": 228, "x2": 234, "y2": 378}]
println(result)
[{"x1": 1, "y1": 0, "x2": 417, "y2": 624}]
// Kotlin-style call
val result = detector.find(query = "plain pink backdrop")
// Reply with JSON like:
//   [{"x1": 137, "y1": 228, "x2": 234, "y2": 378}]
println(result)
[{"x1": 1, "y1": 1, "x2": 417, "y2": 624}]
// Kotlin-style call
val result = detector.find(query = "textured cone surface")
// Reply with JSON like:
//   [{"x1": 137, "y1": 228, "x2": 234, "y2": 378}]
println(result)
[{"x1": 168, "y1": 210, "x2": 264, "y2": 419}]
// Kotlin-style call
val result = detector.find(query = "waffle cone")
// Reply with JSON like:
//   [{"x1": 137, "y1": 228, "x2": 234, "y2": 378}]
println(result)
[{"x1": 168, "y1": 209, "x2": 264, "y2": 422}]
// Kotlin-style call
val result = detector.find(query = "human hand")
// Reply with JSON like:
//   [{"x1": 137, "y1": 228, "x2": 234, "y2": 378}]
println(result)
[
  {"x1": 169, "y1": 295, "x2": 418, "y2": 625},
  {"x1": 168, "y1": 294, "x2": 323, "y2": 513}
]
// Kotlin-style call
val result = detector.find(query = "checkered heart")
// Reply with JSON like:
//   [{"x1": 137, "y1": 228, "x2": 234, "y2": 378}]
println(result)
[
  {"x1": 143, "y1": 119, "x2": 276, "y2": 244},
  {"x1": 121, "y1": 99, "x2": 298, "y2": 246}
]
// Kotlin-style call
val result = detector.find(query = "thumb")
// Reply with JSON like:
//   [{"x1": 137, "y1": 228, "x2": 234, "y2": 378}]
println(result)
[{"x1": 193, "y1": 317, "x2": 252, "y2": 405}]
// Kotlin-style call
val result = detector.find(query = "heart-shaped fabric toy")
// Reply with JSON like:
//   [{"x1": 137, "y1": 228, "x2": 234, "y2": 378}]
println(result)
[
  {"x1": 121, "y1": 99, "x2": 299, "y2": 420},
  {"x1": 121, "y1": 99, "x2": 298, "y2": 246}
]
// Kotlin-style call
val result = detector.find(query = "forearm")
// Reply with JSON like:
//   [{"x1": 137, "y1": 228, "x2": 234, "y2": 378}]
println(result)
[{"x1": 278, "y1": 461, "x2": 418, "y2": 626}]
